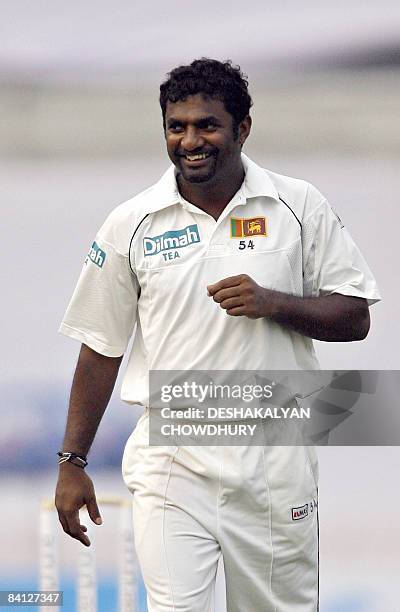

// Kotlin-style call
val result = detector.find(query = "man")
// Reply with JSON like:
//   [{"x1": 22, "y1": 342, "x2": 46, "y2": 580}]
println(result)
[{"x1": 56, "y1": 59, "x2": 380, "y2": 611}]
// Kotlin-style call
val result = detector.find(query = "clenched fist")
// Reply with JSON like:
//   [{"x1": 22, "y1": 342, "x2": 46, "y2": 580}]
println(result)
[{"x1": 207, "y1": 274, "x2": 280, "y2": 319}]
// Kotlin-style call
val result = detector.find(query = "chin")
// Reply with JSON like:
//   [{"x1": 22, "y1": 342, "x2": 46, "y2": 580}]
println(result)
[
  {"x1": 179, "y1": 165, "x2": 216, "y2": 184},
  {"x1": 176, "y1": 156, "x2": 217, "y2": 185},
  {"x1": 185, "y1": 172, "x2": 214, "y2": 184}
]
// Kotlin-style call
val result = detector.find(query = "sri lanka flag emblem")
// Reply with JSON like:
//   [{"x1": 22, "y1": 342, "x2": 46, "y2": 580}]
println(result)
[{"x1": 230, "y1": 216, "x2": 267, "y2": 238}]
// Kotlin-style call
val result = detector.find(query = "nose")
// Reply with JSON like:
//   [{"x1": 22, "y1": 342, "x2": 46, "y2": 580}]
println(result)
[{"x1": 181, "y1": 127, "x2": 204, "y2": 152}]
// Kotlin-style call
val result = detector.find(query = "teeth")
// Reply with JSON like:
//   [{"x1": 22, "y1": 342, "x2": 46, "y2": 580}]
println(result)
[{"x1": 185, "y1": 153, "x2": 209, "y2": 161}]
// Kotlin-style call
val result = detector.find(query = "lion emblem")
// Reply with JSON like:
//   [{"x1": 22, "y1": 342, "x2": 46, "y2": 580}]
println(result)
[{"x1": 248, "y1": 221, "x2": 261, "y2": 234}]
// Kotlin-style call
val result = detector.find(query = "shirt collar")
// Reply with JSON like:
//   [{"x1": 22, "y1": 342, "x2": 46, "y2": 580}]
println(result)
[
  {"x1": 151, "y1": 153, "x2": 279, "y2": 212},
  {"x1": 241, "y1": 153, "x2": 279, "y2": 201}
]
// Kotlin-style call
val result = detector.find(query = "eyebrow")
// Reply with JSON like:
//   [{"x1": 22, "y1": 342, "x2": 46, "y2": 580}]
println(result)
[{"x1": 166, "y1": 115, "x2": 221, "y2": 127}]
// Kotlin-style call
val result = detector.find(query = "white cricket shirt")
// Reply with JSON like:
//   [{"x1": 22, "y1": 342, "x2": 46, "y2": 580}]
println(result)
[{"x1": 59, "y1": 154, "x2": 381, "y2": 404}]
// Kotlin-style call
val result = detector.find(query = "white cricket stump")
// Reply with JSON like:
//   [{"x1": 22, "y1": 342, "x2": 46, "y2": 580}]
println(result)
[
  {"x1": 39, "y1": 497, "x2": 139, "y2": 612},
  {"x1": 118, "y1": 501, "x2": 138, "y2": 612},
  {"x1": 39, "y1": 500, "x2": 59, "y2": 612},
  {"x1": 77, "y1": 516, "x2": 97, "y2": 612}
]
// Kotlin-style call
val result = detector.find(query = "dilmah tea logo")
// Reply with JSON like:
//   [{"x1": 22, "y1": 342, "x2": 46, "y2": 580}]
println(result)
[{"x1": 86, "y1": 241, "x2": 106, "y2": 268}]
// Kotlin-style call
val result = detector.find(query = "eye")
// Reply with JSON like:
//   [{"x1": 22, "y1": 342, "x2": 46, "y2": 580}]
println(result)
[
  {"x1": 168, "y1": 124, "x2": 184, "y2": 133},
  {"x1": 201, "y1": 122, "x2": 218, "y2": 131}
]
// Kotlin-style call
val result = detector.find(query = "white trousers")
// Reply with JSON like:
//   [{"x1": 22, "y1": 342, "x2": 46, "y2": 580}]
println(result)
[{"x1": 122, "y1": 412, "x2": 319, "y2": 612}]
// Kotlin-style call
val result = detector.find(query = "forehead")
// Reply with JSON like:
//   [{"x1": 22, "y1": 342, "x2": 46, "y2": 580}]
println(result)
[{"x1": 165, "y1": 94, "x2": 231, "y2": 123}]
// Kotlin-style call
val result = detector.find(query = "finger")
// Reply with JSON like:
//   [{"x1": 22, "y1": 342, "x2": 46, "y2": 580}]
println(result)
[
  {"x1": 86, "y1": 496, "x2": 102, "y2": 526},
  {"x1": 62, "y1": 516, "x2": 88, "y2": 535},
  {"x1": 207, "y1": 275, "x2": 244, "y2": 296},
  {"x1": 57, "y1": 512, "x2": 70, "y2": 535},
  {"x1": 212, "y1": 286, "x2": 242, "y2": 303},
  {"x1": 69, "y1": 527, "x2": 90, "y2": 546},
  {"x1": 226, "y1": 306, "x2": 246, "y2": 317},
  {"x1": 219, "y1": 297, "x2": 244, "y2": 310},
  {"x1": 64, "y1": 511, "x2": 91, "y2": 546}
]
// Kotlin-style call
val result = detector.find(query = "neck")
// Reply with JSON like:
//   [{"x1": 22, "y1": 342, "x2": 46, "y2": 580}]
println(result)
[{"x1": 177, "y1": 159, "x2": 245, "y2": 220}]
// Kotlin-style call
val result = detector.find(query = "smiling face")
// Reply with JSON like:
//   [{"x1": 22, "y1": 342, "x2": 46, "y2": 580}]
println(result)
[{"x1": 164, "y1": 94, "x2": 251, "y2": 186}]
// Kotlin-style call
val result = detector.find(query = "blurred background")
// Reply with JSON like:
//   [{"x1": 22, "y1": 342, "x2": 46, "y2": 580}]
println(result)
[{"x1": 1, "y1": 0, "x2": 400, "y2": 610}]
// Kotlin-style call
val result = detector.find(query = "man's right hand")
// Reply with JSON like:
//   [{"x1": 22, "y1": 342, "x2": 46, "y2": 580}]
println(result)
[{"x1": 55, "y1": 462, "x2": 102, "y2": 547}]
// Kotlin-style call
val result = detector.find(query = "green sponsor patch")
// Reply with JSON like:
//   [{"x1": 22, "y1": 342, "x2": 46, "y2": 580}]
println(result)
[{"x1": 87, "y1": 241, "x2": 106, "y2": 268}]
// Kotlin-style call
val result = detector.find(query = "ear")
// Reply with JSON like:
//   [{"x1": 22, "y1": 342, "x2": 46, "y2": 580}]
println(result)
[
  {"x1": 162, "y1": 117, "x2": 167, "y2": 139},
  {"x1": 238, "y1": 115, "x2": 252, "y2": 146}
]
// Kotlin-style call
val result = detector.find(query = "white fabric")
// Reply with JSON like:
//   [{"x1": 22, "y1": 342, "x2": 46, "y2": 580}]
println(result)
[
  {"x1": 59, "y1": 154, "x2": 380, "y2": 611},
  {"x1": 59, "y1": 154, "x2": 381, "y2": 404},
  {"x1": 122, "y1": 411, "x2": 319, "y2": 612},
  {"x1": 60, "y1": 240, "x2": 138, "y2": 357}
]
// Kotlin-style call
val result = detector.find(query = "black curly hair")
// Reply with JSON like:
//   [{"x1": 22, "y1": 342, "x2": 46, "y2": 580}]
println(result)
[{"x1": 159, "y1": 58, "x2": 253, "y2": 138}]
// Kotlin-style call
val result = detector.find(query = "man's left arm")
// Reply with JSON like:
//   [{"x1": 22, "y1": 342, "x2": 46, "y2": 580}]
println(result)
[{"x1": 207, "y1": 274, "x2": 370, "y2": 342}]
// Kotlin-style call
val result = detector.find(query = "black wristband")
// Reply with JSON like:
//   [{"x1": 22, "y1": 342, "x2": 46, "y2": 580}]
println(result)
[{"x1": 57, "y1": 451, "x2": 88, "y2": 469}]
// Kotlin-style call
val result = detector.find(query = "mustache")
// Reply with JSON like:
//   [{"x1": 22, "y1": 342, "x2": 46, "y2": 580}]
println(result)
[{"x1": 176, "y1": 149, "x2": 217, "y2": 157}]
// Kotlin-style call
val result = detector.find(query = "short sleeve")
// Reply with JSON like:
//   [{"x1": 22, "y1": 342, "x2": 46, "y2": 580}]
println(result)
[
  {"x1": 59, "y1": 234, "x2": 139, "y2": 357},
  {"x1": 302, "y1": 193, "x2": 381, "y2": 306}
]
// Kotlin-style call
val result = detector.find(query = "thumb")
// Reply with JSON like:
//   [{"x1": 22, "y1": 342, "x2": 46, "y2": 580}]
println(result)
[{"x1": 86, "y1": 495, "x2": 102, "y2": 525}]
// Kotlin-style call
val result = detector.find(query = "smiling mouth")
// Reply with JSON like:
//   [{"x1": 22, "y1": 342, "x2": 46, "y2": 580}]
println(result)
[{"x1": 181, "y1": 152, "x2": 212, "y2": 162}]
